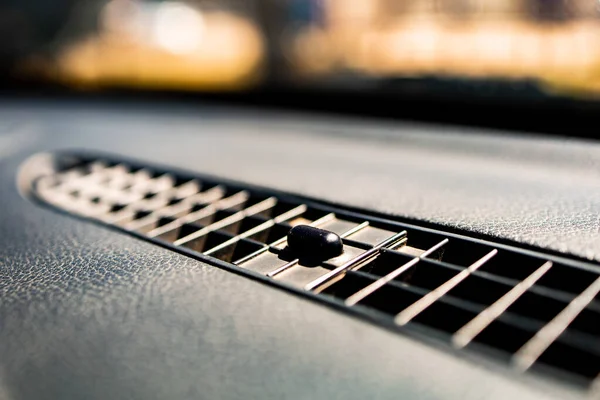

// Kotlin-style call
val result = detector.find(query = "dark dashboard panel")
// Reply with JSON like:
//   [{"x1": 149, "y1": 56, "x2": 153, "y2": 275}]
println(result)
[
  {"x1": 0, "y1": 99, "x2": 597, "y2": 399},
  {"x1": 4, "y1": 99, "x2": 600, "y2": 262}
]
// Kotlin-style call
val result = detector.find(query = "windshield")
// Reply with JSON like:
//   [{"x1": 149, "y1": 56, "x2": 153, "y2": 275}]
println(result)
[{"x1": 3, "y1": 0, "x2": 600, "y2": 100}]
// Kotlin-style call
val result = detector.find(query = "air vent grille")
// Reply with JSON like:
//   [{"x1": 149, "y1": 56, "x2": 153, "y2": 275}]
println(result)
[{"x1": 32, "y1": 154, "x2": 600, "y2": 388}]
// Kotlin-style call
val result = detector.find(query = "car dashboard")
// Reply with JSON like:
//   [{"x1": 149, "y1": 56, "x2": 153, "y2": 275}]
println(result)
[{"x1": 0, "y1": 98, "x2": 599, "y2": 400}]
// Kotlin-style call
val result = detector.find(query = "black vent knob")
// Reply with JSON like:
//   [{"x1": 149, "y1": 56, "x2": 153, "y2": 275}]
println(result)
[{"x1": 287, "y1": 225, "x2": 343, "y2": 260}]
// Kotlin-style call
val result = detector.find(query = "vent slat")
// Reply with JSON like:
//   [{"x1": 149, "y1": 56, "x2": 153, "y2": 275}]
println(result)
[
  {"x1": 32, "y1": 153, "x2": 600, "y2": 389},
  {"x1": 453, "y1": 261, "x2": 553, "y2": 348},
  {"x1": 513, "y1": 276, "x2": 600, "y2": 372},
  {"x1": 395, "y1": 250, "x2": 498, "y2": 326}
]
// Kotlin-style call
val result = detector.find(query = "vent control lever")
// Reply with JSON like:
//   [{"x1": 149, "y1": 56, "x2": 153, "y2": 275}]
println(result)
[{"x1": 287, "y1": 225, "x2": 344, "y2": 260}]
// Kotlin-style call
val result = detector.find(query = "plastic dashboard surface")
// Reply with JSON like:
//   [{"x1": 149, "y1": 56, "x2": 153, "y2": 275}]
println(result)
[{"x1": 0, "y1": 98, "x2": 599, "y2": 400}]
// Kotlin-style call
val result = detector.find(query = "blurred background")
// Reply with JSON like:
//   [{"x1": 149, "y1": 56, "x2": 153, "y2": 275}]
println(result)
[{"x1": 2, "y1": 0, "x2": 600, "y2": 99}]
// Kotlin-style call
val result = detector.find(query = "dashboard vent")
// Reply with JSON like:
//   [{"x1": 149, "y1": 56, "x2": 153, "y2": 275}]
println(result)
[{"x1": 31, "y1": 153, "x2": 600, "y2": 389}]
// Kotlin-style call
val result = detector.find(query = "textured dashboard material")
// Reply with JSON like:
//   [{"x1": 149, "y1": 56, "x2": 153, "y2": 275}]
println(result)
[
  {"x1": 0, "y1": 99, "x2": 598, "y2": 399},
  {"x1": 3, "y1": 100, "x2": 600, "y2": 262}
]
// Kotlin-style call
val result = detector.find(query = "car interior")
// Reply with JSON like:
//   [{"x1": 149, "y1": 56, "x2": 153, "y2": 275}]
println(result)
[{"x1": 1, "y1": 1, "x2": 600, "y2": 399}]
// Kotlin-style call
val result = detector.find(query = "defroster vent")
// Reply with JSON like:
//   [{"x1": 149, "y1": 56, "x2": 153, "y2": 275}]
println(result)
[{"x1": 29, "y1": 152, "x2": 600, "y2": 390}]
